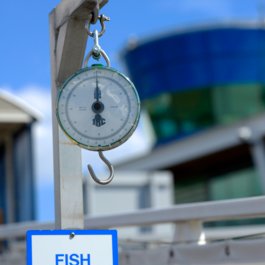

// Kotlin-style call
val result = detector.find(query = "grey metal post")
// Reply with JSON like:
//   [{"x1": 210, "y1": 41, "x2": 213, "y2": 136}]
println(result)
[
  {"x1": 250, "y1": 138, "x2": 265, "y2": 194},
  {"x1": 49, "y1": 0, "x2": 108, "y2": 229}
]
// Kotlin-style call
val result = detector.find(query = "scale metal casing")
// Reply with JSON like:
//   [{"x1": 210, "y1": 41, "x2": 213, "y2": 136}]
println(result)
[{"x1": 56, "y1": 65, "x2": 140, "y2": 151}]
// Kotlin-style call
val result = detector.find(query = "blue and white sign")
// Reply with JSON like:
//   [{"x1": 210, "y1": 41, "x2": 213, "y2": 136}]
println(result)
[{"x1": 26, "y1": 230, "x2": 118, "y2": 265}]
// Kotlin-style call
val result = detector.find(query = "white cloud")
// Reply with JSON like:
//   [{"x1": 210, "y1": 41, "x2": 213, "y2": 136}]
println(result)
[
  {"x1": 0, "y1": 86, "x2": 54, "y2": 220},
  {"x1": 12, "y1": 86, "x2": 54, "y2": 186},
  {"x1": 1, "y1": 85, "x2": 153, "y2": 190},
  {"x1": 1, "y1": 85, "x2": 154, "y2": 219},
  {"x1": 0, "y1": 86, "x2": 53, "y2": 183}
]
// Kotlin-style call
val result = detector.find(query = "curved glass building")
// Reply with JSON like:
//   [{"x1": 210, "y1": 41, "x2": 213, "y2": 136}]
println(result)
[
  {"x1": 121, "y1": 23, "x2": 265, "y2": 213},
  {"x1": 124, "y1": 24, "x2": 265, "y2": 145}
]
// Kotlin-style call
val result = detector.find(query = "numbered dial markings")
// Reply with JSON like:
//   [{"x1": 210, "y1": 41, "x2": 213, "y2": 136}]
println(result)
[{"x1": 57, "y1": 66, "x2": 140, "y2": 151}]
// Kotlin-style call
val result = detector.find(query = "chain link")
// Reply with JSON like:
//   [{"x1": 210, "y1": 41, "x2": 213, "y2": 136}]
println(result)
[
  {"x1": 85, "y1": 14, "x2": 110, "y2": 37},
  {"x1": 83, "y1": 14, "x2": 111, "y2": 67}
]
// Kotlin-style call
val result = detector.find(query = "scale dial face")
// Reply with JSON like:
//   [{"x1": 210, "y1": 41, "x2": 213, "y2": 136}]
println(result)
[{"x1": 56, "y1": 65, "x2": 140, "y2": 151}]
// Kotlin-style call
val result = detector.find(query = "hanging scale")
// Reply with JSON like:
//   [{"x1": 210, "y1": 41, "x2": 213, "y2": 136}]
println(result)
[{"x1": 56, "y1": 14, "x2": 141, "y2": 185}]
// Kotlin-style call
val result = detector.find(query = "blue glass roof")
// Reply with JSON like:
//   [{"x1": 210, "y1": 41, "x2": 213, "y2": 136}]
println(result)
[{"x1": 124, "y1": 26, "x2": 265, "y2": 100}]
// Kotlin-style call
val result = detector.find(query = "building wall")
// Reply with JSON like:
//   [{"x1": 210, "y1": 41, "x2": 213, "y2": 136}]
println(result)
[
  {"x1": 0, "y1": 145, "x2": 6, "y2": 223},
  {"x1": 0, "y1": 124, "x2": 35, "y2": 224},
  {"x1": 85, "y1": 171, "x2": 174, "y2": 239},
  {"x1": 13, "y1": 125, "x2": 35, "y2": 222}
]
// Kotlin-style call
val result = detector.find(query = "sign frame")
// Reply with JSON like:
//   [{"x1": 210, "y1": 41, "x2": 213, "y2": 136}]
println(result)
[{"x1": 26, "y1": 230, "x2": 119, "y2": 265}]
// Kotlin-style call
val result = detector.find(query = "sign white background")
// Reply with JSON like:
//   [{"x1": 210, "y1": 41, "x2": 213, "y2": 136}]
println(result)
[{"x1": 27, "y1": 231, "x2": 117, "y2": 265}]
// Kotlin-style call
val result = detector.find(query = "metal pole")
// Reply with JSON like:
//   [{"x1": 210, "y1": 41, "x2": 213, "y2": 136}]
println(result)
[
  {"x1": 49, "y1": 0, "x2": 108, "y2": 230},
  {"x1": 250, "y1": 138, "x2": 265, "y2": 194},
  {"x1": 49, "y1": 11, "x2": 86, "y2": 230}
]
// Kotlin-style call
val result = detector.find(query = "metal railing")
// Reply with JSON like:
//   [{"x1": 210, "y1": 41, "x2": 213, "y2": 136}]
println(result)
[{"x1": 1, "y1": 196, "x2": 265, "y2": 242}]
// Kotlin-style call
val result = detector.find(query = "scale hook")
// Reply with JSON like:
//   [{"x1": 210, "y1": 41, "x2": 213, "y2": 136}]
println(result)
[{"x1": 88, "y1": 151, "x2": 114, "y2": 185}]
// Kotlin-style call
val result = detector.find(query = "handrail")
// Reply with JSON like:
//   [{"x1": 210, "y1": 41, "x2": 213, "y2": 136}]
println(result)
[
  {"x1": 1, "y1": 196, "x2": 265, "y2": 240},
  {"x1": 84, "y1": 196, "x2": 265, "y2": 229}
]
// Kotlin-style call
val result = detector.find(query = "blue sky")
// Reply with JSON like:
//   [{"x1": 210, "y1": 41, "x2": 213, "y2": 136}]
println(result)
[
  {"x1": 0, "y1": 0, "x2": 263, "y2": 88},
  {"x1": 0, "y1": 0, "x2": 264, "y2": 221}
]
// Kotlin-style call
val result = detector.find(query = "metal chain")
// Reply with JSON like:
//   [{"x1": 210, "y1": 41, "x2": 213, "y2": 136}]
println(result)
[
  {"x1": 83, "y1": 14, "x2": 111, "y2": 67},
  {"x1": 85, "y1": 14, "x2": 110, "y2": 37}
]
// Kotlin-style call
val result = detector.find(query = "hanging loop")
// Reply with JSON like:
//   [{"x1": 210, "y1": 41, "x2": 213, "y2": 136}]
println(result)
[
  {"x1": 86, "y1": 14, "x2": 110, "y2": 37},
  {"x1": 83, "y1": 29, "x2": 111, "y2": 67},
  {"x1": 83, "y1": 13, "x2": 111, "y2": 67},
  {"x1": 91, "y1": 29, "x2": 101, "y2": 60},
  {"x1": 87, "y1": 151, "x2": 114, "y2": 185}
]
